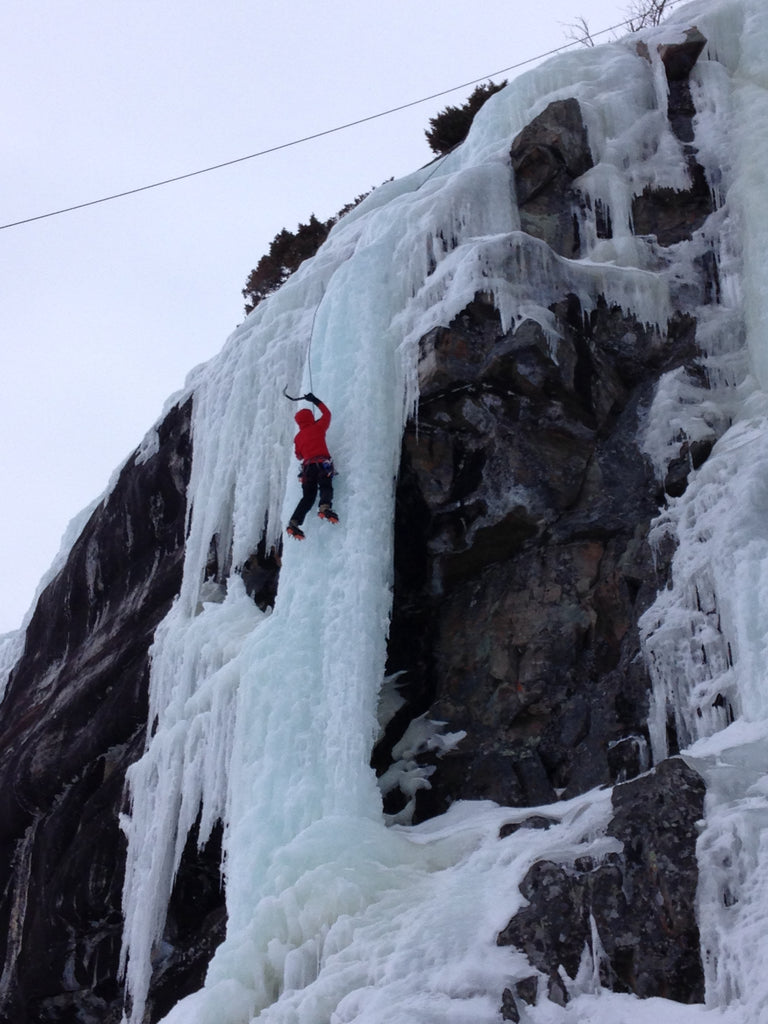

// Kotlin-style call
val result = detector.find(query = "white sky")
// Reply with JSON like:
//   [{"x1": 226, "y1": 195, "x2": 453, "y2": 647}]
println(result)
[{"x1": 1, "y1": 0, "x2": 633, "y2": 633}]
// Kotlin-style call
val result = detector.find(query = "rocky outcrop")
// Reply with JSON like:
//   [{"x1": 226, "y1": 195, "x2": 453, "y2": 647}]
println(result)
[
  {"x1": 633, "y1": 27, "x2": 713, "y2": 246},
  {"x1": 383, "y1": 291, "x2": 699, "y2": 816},
  {"x1": 510, "y1": 98, "x2": 593, "y2": 257},
  {"x1": 497, "y1": 758, "x2": 705, "y2": 1016}
]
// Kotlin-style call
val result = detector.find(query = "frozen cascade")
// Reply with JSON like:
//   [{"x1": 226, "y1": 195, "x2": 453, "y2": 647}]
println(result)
[
  {"x1": 113, "y1": 1, "x2": 767, "y2": 1022},
  {"x1": 639, "y1": 1, "x2": 768, "y2": 1021}
]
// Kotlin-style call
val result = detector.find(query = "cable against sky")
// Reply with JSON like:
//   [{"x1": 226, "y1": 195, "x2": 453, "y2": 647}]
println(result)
[{"x1": 0, "y1": 8, "x2": 676, "y2": 232}]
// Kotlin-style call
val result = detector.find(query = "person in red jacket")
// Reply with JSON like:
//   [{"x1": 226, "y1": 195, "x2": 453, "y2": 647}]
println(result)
[{"x1": 287, "y1": 393, "x2": 339, "y2": 540}]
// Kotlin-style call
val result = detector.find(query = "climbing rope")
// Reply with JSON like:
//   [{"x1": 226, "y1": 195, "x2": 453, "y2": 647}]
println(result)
[
  {"x1": 306, "y1": 295, "x2": 322, "y2": 394},
  {"x1": 283, "y1": 290, "x2": 324, "y2": 400}
]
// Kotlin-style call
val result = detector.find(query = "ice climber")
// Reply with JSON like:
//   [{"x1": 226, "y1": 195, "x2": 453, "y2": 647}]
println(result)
[{"x1": 287, "y1": 393, "x2": 339, "y2": 539}]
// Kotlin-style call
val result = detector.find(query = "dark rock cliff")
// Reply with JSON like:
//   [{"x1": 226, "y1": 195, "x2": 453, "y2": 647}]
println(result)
[
  {"x1": 0, "y1": 29, "x2": 717, "y2": 1023},
  {"x1": 0, "y1": 400, "x2": 195, "y2": 1023},
  {"x1": 382, "y1": 31, "x2": 714, "y2": 1012}
]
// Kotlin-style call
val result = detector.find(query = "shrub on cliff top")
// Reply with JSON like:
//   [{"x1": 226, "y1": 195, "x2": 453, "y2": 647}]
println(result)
[{"x1": 424, "y1": 80, "x2": 507, "y2": 156}]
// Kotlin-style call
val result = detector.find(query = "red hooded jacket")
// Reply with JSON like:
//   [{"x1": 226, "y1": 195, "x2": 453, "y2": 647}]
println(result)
[{"x1": 294, "y1": 401, "x2": 332, "y2": 463}]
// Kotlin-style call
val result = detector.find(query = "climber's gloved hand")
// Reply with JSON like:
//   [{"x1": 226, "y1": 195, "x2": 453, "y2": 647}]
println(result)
[{"x1": 304, "y1": 392, "x2": 320, "y2": 405}]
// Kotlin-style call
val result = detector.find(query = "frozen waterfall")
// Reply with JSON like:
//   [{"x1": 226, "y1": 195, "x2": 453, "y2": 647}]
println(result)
[{"x1": 117, "y1": 2, "x2": 768, "y2": 1021}]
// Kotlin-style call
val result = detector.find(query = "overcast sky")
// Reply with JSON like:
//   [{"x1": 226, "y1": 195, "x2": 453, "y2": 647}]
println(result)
[{"x1": 1, "y1": 0, "x2": 637, "y2": 634}]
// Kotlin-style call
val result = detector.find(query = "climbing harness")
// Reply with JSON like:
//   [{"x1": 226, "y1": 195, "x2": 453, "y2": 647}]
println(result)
[{"x1": 298, "y1": 458, "x2": 335, "y2": 485}]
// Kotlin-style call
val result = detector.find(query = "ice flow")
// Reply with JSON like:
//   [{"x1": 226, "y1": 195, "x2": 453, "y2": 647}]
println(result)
[{"x1": 117, "y1": 3, "x2": 768, "y2": 1022}]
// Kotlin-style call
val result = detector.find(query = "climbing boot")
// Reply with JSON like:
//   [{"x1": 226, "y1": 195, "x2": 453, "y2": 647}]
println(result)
[{"x1": 318, "y1": 505, "x2": 339, "y2": 524}]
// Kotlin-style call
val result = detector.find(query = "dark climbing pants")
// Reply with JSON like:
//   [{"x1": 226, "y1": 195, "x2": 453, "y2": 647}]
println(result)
[{"x1": 291, "y1": 460, "x2": 334, "y2": 525}]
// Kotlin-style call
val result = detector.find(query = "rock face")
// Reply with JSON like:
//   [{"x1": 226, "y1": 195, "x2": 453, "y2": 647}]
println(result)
[
  {"x1": 384, "y1": 293, "x2": 692, "y2": 816},
  {"x1": 497, "y1": 758, "x2": 705, "y2": 1014},
  {"x1": 0, "y1": 28, "x2": 717, "y2": 1024},
  {"x1": 633, "y1": 28, "x2": 712, "y2": 246},
  {"x1": 0, "y1": 399, "x2": 214, "y2": 1023},
  {"x1": 510, "y1": 97, "x2": 593, "y2": 257},
  {"x1": 381, "y1": 31, "x2": 715, "y2": 1010}
]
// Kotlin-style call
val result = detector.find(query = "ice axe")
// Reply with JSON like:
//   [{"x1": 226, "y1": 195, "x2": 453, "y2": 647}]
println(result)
[{"x1": 283, "y1": 388, "x2": 322, "y2": 404}]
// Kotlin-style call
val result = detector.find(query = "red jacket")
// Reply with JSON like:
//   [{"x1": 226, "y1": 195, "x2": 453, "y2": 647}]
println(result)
[{"x1": 294, "y1": 401, "x2": 331, "y2": 463}]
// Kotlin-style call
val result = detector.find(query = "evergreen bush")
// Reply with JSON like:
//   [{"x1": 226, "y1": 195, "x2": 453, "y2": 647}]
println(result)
[{"x1": 424, "y1": 80, "x2": 507, "y2": 155}]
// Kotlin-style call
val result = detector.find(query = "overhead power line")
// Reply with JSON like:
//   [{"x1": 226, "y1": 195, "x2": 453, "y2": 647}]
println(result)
[{"x1": 0, "y1": 9, "x2": 680, "y2": 232}]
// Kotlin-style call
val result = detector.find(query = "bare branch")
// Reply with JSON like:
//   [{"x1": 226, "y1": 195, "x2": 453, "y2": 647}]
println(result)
[
  {"x1": 625, "y1": 0, "x2": 671, "y2": 31},
  {"x1": 563, "y1": 16, "x2": 596, "y2": 47}
]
